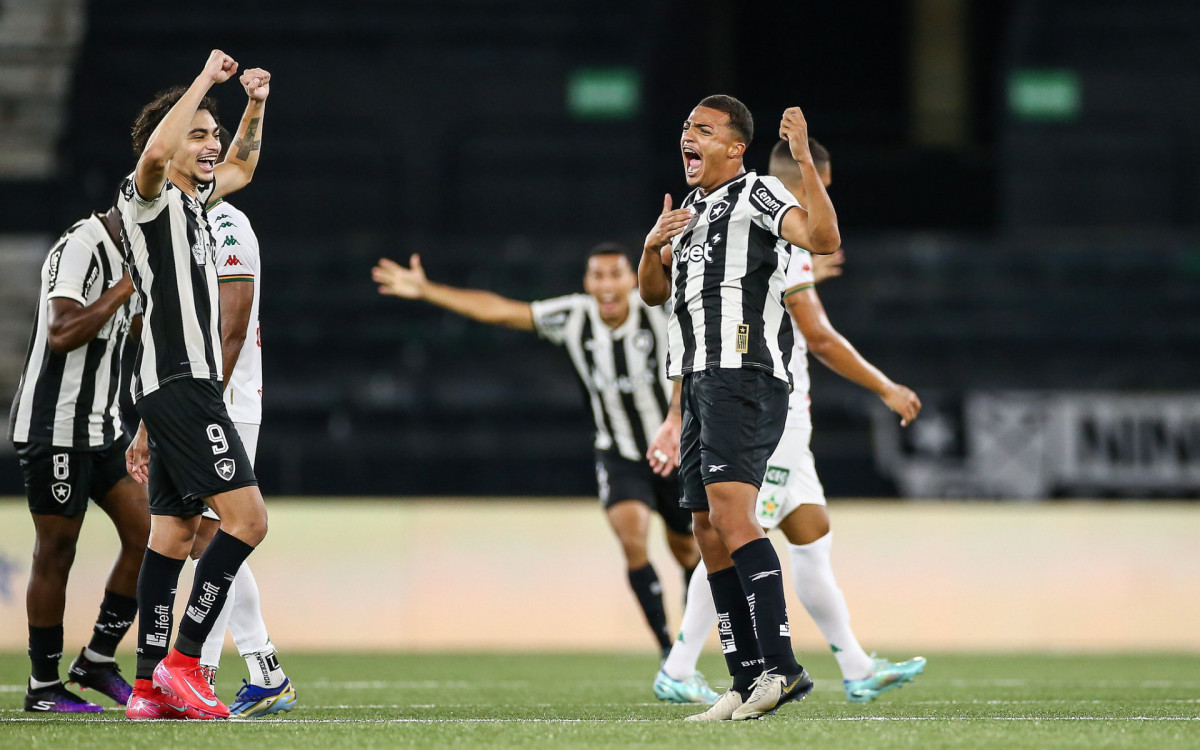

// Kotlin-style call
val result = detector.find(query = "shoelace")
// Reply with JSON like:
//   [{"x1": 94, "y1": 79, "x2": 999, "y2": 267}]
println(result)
[{"x1": 745, "y1": 667, "x2": 779, "y2": 698}]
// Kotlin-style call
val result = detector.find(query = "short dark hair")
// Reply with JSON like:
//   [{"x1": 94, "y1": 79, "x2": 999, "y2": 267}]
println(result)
[
  {"x1": 696, "y1": 94, "x2": 753, "y2": 144},
  {"x1": 586, "y1": 241, "x2": 633, "y2": 263},
  {"x1": 769, "y1": 137, "x2": 831, "y2": 171},
  {"x1": 131, "y1": 86, "x2": 219, "y2": 157}
]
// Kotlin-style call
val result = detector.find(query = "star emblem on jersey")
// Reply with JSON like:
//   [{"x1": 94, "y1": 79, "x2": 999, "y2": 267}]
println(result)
[
  {"x1": 707, "y1": 464, "x2": 726, "y2": 473},
  {"x1": 709, "y1": 200, "x2": 730, "y2": 221},
  {"x1": 214, "y1": 458, "x2": 236, "y2": 481},
  {"x1": 632, "y1": 331, "x2": 654, "y2": 353},
  {"x1": 51, "y1": 482, "x2": 72, "y2": 503}
]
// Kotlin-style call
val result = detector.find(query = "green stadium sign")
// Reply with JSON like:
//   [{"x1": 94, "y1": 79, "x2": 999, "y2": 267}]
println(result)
[
  {"x1": 1008, "y1": 69, "x2": 1081, "y2": 121},
  {"x1": 567, "y1": 68, "x2": 640, "y2": 120}
]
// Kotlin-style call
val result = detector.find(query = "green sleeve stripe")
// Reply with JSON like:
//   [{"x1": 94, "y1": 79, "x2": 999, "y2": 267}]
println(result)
[
  {"x1": 782, "y1": 283, "x2": 814, "y2": 298},
  {"x1": 218, "y1": 275, "x2": 254, "y2": 283}
]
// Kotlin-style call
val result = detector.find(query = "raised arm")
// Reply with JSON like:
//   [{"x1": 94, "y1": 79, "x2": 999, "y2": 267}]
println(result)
[
  {"x1": 372, "y1": 254, "x2": 535, "y2": 330},
  {"x1": 210, "y1": 68, "x2": 270, "y2": 203},
  {"x1": 136, "y1": 50, "x2": 237, "y2": 200},
  {"x1": 640, "y1": 194, "x2": 692, "y2": 305},
  {"x1": 787, "y1": 286, "x2": 920, "y2": 426},
  {"x1": 777, "y1": 107, "x2": 840, "y2": 255}
]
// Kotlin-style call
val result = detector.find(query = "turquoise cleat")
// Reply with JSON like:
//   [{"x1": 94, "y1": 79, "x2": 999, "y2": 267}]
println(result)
[
  {"x1": 229, "y1": 678, "x2": 297, "y2": 718},
  {"x1": 653, "y1": 669, "x2": 719, "y2": 705},
  {"x1": 844, "y1": 656, "x2": 927, "y2": 703}
]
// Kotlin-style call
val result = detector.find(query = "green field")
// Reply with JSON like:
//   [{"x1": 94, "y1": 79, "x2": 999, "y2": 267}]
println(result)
[{"x1": 3, "y1": 652, "x2": 1199, "y2": 748}]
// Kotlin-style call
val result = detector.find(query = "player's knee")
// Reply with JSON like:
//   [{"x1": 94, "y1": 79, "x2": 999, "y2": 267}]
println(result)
[{"x1": 33, "y1": 535, "x2": 78, "y2": 575}]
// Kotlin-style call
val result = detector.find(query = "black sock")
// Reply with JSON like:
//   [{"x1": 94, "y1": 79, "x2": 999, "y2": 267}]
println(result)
[
  {"x1": 682, "y1": 565, "x2": 697, "y2": 607},
  {"x1": 87, "y1": 589, "x2": 138, "y2": 658},
  {"x1": 708, "y1": 566, "x2": 764, "y2": 695},
  {"x1": 627, "y1": 564, "x2": 672, "y2": 653},
  {"x1": 175, "y1": 530, "x2": 254, "y2": 657},
  {"x1": 135, "y1": 549, "x2": 186, "y2": 680},
  {"x1": 28, "y1": 625, "x2": 64, "y2": 683},
  {"x1": 732, "y1": 537, "x2": 802, "y2": 676}
]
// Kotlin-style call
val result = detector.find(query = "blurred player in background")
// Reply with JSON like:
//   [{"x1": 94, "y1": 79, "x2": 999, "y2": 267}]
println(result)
[
  {"x1": 653, "y1": 138, "x2": 927, "y2": 705},
  {"x1": 172, "y1": 127, "x2": 295, "y2": 718},
  {"x1": 9, "y1": 211, "x2": 148, "y2": 712},
  {"x1": 639, "y1": 96, "x2": 841, "y2": 721},
  {"x1": 119, "y1": 50, "x2": 272, "y2": 720},
  {"x1": 373, "y1": 244, "x2": 708, "y2": 676}
]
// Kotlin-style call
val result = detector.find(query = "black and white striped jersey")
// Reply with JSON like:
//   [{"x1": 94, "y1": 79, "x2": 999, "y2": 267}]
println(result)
[
  {"x1": 116, "y1": 173, "x2": 221, "y2": 400},
  {"x1": 531, "y1": 290, "x2": 672, "y2": 462},
  {"x1": 666, "y1": 171, "x2": 800, "y2": 386},
  {"x1": 8, "y1": 215, "x2": 137, "y2": 448}
]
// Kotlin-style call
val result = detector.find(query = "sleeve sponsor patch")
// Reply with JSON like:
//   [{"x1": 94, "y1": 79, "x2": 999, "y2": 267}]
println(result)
[{"x1": 749, "y1": 184, "x2": 787, "y2": 219}]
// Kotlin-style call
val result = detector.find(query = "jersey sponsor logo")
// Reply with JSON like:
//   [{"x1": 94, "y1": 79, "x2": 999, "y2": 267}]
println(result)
[
  {"x1": 214, "y1": 457, "x2": 236, "y2": 481},
  {"x1": 82, "y1": 264, "x2": 100, "y2": 299},
  {"x1": 51, "y1": 482, "x2": 72, "y2": 503},
  {"x1": 750, "y1": 184, "x2": 785, "y2": 217},
  {"x1": 674, "y1": 243, "x2": 714, "y2": 265},
  {"x1": 224, "y1": 255, "x2": 242, "y2": 267},
  {"x1": 222, "y1": 235, "x2": 240, "y2": 247},
  {"x1": 47, "y1": 247, "x2": 63, "y2": 289},
  {"x1": 121, "y1": 179, "x2": 135, "y2": 201},
  {"x1": 764, "y1": 465, "x2": 790, "y2": 486},
  {"x1": 708, "y1": 199, "x2": 730, "y2": 221},
  {"x1": 539, "y1": 310, "x2": 569, "y2": 331}
]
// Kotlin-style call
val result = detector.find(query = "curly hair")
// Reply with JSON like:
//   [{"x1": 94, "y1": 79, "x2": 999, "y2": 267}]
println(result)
[{"x1": 130, "y1": 86, "x2": 220, "y2": 157}]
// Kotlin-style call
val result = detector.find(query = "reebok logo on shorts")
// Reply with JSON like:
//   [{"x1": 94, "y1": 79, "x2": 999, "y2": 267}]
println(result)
[{"x1": 707, "y1": 464, "x2": 727, "y2": 473}]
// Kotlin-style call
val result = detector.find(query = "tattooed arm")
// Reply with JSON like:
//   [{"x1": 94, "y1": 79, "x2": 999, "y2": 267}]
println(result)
[{"x1": 211, "y1": 66, "x2": 270, "y2": 201}]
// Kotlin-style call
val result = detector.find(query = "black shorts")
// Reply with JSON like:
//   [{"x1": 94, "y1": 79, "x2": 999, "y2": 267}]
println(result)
[
  {"x1": 678, "y1": 368, "x2": 789, "y2": 511},
  {"x1": 595, "y1": 449, "x2": 692, "y2": 535},
  {"x1": 137, "y1": 378, "x2": 257, "y2": 517},
  {"x1": 15, "y1": 437, "x2": 131, "y2": 517}
]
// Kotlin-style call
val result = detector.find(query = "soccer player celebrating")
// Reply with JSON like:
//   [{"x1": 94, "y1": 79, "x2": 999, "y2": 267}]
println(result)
[
  {"x1": 373, "y1": 245, "x2": 709, "y2": 691},
  {"x1": 639, "y1": 96, "x2": 840, "y2": 721},
  {"x1": 171, "y1": 127, "x2": 294, "y2": 717},
  {"x1": 119, "y1": 50, "x2": 272, "y2": 720},
  {"x1": 9, "y1": 211, "x2": 148, "y2": 712},
  {"x1": 654, "y1": 138, "x2": 927, "y2": 705}
]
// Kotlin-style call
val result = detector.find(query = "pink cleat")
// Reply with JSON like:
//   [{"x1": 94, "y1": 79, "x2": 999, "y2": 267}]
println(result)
[
  {"x1": 152, "y1": 651, "x2": 230, "y2": 718},
  {"x1": 126, "y1": 679, "x2": 219, "y2": 720}
]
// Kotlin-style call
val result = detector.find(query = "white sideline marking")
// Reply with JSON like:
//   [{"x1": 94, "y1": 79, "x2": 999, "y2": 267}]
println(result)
[{"x1": 3, "y1": 715, "x2": 1199, "y2": 724}]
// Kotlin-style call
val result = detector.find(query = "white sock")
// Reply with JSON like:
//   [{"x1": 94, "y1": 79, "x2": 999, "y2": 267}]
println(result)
[
  {"x1": 227, "y1": 564, "x2": 285, "y2": 688},
  {"x1": 661, "y1": 560, "x2": 718, "y2": 681},
  {"x1": 199, "y1": 569, "x2": 236, "y2": 669},
  {"x1": 789, "y1": 532, "x2": 875, "y2": 681},
  {"x1": 82, "y1": 646, "x2": 114, "y2": 664}
]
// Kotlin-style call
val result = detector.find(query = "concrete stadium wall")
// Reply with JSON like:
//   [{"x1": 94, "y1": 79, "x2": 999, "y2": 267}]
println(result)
[{"x1": 1, "y1": 499, "x2": 1197, "y2": 654}]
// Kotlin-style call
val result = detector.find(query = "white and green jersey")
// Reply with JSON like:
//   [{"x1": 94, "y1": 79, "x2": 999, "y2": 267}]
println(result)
[
  {"x1": 210, "y1": 199, "x2": 262, "y2": 425},
  {"x1": 781, "y1": 246, "x2": 816, "y2": 424}
]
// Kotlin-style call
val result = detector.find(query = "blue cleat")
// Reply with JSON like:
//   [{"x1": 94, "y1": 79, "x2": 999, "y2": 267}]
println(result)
[
  {"x1": 653, "y1": 669, "x2": 719, "y2": 705},
  {"x1": 229, "y1": 678, "x2": 297, "y2": 718},
  {"x1": 844, "y1": 656, "x2": 927, "y2": 703}
]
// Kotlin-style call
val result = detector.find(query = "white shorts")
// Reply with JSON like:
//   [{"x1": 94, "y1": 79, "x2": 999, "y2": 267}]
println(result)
[
  {"x1": 202, "y1": 422, "x2": 260, "y2": 521},
  {"x1": 754, "y1": 409, "x2": 825, "y2": 530}
]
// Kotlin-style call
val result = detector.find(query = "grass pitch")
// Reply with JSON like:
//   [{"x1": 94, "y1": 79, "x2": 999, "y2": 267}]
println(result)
[{"x1": 2, "y1": 651, "x2": 1198, "y2": 748}]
